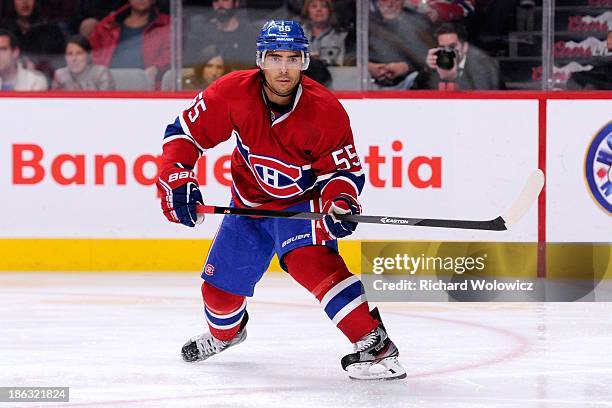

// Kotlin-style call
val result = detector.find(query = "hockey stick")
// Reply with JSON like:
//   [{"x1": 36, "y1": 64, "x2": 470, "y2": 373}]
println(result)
[{"x1": 195, "y1": 169, "x2": 545, "y2": 231}]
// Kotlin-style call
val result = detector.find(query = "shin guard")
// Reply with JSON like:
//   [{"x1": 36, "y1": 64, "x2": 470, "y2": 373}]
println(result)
[
  {"x1": 284, "y1": 246, "x2": 378, "y2": 343},
  {"x1": 201, "y1": 281, "x2": 247, "y2": 341}
]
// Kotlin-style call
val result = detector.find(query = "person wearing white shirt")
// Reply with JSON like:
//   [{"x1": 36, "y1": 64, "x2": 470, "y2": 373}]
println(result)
[{"x1": 0, "y1": 28, "x2": 47, "y2": 91}]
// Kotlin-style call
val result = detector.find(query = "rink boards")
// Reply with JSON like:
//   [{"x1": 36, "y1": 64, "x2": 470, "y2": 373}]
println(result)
[{"x1": 0, "y1": 93, "x2": 609, "y2": 274}]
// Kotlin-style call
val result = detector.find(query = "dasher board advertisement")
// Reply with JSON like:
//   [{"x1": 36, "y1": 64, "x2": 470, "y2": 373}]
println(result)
[{"x1": 0, "y1": 97, "x2": 538, "y2": 241}]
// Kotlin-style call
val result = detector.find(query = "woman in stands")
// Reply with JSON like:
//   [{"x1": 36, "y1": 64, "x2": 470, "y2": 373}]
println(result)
[
  {"x1": 183, "y1": 45, "x2": 225, "y2": 90},
  {"x1": 300, "y1": 0, "x2": 347, "y2": 66},
  {"x1": 52, "y1": 35, "x2": 114, "y2": 90}
]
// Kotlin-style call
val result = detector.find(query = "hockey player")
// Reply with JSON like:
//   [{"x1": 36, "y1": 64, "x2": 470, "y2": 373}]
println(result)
[{"x1": 156, "y1": 20, "x2": 406, "y2": 380}]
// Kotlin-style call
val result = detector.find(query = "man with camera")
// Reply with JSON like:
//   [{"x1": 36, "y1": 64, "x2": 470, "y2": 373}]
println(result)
[{"x1": 414, "y1": 23, "x2": 504, "y2": 90}]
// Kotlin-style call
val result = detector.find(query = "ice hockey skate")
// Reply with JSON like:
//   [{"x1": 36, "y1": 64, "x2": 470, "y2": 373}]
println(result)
[
  {"x1": 181, "y1": 311, "x2": 249, "y2": 362},
  {"x1": 341, "y1": 308, "x2": 406, "y2": 380}
]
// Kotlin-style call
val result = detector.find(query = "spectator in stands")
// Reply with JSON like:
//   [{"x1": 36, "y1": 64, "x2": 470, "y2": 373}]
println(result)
[
  {"x1": 184, "y1": 0, "x2": 259, "y2": 71},
  {"x1": 0, "y1": 28, "x2": 47, "y2": 90},
  {"x1": 182, "y1": 45, "x2": 225, "y2": 90},
  {"x1": 368, "y1": 0, "x2": 434, "y2": 89},
  {"x1": 0, "y1": 0, "x2": 66, "y2": 80},
  {"x1": 567, "y1": 30, "x2": 612, "y2": 90},
  {"x1": 414, "y1": 22, "x2": 503, "y2": 90},
  {"x1": 77, "y1": 0, "x2": 169, "y2": 37},
  {"x1": 285, "y1": 0, "x2": 356, "y2": 64},
  {"x1": 404, "y1": 0, "x2": 475, "y2": 24},
  {"x1": 289, "y1": 0, "x2": 357, "y2": 33},
  {"x1": 301, "y1": 0, "x2": 347, "y2": 66},
  {"x1": 89, "y1": 0, "x2": 170, "y2": 87},
  {"x1": 52, "y1": 34, "x2": 114, "y2": 90}
]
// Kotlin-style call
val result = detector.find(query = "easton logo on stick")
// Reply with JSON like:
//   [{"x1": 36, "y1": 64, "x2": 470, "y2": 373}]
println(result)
[{"x1": 380, "y1": 217, "x2": 412, "y2": 224}]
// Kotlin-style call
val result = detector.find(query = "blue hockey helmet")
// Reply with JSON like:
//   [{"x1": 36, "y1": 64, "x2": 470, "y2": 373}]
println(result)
[{"x1": 256, "y1": 20, "x2": 310, "y2": 70}]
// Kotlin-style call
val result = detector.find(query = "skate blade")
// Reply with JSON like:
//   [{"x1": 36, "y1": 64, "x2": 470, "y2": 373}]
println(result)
[{"x1": 347, "y1": 356, "x2": 407, "y2": 381}]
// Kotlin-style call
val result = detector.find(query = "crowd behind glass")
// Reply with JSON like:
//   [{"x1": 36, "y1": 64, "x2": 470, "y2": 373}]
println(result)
[{"x1": 0, "y1": 0, "x2": 610, "y2": 91}]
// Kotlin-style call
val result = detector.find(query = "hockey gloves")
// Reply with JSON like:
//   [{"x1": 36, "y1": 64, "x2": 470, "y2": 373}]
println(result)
[
  {"x1": 320, "y1": 195, "x2": 362, "y2": 240},
  {"x1": 157, "y1": 164, "x2": 204, "y2": 227}
]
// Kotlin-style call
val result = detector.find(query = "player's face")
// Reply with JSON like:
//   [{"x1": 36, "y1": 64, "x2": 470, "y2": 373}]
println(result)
[
  {"x1": 0, "y1": 36, "x2": 18, "y2": 73},
  {"x1": 307, "y1": 0, "x2": 330, "y2": 24},
  {"x1": 202, "y1": 56, "x2": 224, "y2": 84},
  {"x1": 14, "y1": 0, "x2": 34, "y2": 18},
  {"x1": 262, "y1": 51, "x2": 302, "y2": 96},
  {"x1": 65, "y1": 42, "x2": 89, "y2": 75}
]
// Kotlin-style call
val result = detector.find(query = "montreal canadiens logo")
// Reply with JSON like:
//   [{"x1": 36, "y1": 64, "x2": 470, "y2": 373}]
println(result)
[
  {"x1": 585, "y1": 121, "x2": 612, "y2": 215},
  {"x1": 204, "y1": 264, "x2": 215, "y2": 276},
  {"x1": 249, "y1": 154, "x2": 303, "y2": 198}
]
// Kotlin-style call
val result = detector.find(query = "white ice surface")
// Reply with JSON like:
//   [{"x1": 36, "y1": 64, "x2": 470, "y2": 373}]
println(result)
[{"x1": 1, "y1": 272, "x2": 612, "y2": 408}]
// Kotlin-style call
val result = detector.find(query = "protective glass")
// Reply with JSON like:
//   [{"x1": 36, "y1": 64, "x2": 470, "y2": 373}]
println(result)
[{"x1": 260, "y1": 52, "x2": 309, "y2": 70}]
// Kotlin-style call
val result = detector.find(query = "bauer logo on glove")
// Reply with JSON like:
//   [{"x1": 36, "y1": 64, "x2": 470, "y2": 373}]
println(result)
[
  {"x1": 168, "y1": 170, "x2": 196, "y2": 183},
  {"x1": 157, "y1": 163, "x2": 205, "y2": 227}
]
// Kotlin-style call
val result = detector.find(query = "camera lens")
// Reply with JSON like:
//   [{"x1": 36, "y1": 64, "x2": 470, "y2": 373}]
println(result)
[{"x1": 435, "y1": 49, "x2": 456, "y2": 70}]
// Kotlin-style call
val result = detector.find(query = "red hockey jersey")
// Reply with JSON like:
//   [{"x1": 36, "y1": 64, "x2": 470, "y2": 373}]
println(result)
[{"x1": 161, "y1": 69, "x2": 365, "y2": 210}]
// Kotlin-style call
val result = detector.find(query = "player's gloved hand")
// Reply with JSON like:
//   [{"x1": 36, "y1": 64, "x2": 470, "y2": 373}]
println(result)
[
  {"x1": 319, "y1": 195, "x2": 362, "y2": 240},
  {"x1": 156, "y1": 163, "x2": 204, "y2": 227}
]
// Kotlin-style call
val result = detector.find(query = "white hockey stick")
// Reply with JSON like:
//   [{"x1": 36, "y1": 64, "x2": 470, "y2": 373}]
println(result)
[{"x1": 500, "y1": 168, "x2": 545, "y2": 228}]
